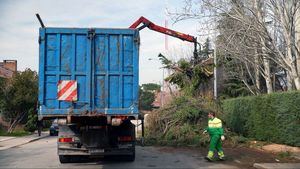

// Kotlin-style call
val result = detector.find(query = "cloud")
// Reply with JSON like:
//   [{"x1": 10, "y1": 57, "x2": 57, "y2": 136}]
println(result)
[{"x1": 0, "y1": 0, "x2": 201, "y2": 84}]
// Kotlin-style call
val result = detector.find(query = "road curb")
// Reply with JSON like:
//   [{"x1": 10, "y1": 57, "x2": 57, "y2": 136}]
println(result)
[
  {"x1": 29, "y1": 135, "x2": 49, "y2": 143},
  {"x1": 253, "y1": 163, "x2": 300, "y2": 169},
  {"x1": 14, "y1": 135, "x2": 49, "y2": 147},
  {"x1": 3, "y1": 135, "x2": 49, "y2": 150}
]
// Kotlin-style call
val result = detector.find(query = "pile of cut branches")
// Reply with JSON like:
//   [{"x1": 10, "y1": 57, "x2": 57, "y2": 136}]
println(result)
[{"x1": 145, "y1": 95, "x2": 219, "y2": 146}]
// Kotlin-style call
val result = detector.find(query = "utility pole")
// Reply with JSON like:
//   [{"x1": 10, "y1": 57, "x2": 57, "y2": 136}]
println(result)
[
  {"x1": 213, "y1": 3, "x2": 218, "y2": 100},
  {"x1": 213, "y1": 43, "x2": 217, "y2": 99},
  {"x1": 161, "y1": 68, "x2": 164, "y2": 107},
  {"x1": 162, "y1": 0, "x2": 168, "y2": 106}
]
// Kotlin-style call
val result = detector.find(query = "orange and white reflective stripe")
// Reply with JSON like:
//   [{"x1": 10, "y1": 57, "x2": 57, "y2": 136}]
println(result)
[{"x1": 57, "y1": 80, "x2": 77, "y2": 101}]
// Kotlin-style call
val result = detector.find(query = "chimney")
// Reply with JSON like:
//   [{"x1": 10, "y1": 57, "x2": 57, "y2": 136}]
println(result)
[{"x1": 3, "y1": 60, "x2": 17, "y2": 72}]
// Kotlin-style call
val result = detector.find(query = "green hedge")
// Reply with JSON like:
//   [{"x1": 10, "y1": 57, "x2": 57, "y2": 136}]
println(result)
[{"x1": 222, "y1": 91, "x2": 300, "y2": 146}]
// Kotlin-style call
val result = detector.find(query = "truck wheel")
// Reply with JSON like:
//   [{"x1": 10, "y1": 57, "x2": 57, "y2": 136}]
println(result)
[
  {"x1": 124, "y1": 153, "x2": 135, "y2": 162},
  {"x1": 123, "y1": 149, "x2": 135, "y2": 162},
  {"x1": 59, "y1": 155, "x2": 71, "y2": 163}
]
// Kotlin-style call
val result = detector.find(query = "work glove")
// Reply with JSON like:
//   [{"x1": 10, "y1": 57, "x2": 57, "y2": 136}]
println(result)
[{"x1": 221, "y1": 135, "x2": 225, "y2": 141}]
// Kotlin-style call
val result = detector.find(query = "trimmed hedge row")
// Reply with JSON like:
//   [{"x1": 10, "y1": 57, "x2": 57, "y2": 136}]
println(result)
[{"x1": 222, "y1": 91, "x2": 300, "y2": 146}]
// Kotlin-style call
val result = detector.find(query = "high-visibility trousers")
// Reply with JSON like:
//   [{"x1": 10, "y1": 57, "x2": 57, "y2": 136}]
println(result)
[{"x1": 207, "y1": 134, "x2": 224, "y2": 158}]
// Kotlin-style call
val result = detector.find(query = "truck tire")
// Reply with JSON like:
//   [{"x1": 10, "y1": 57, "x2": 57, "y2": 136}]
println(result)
[
  {"x1": 124, "y1": 153, "x2": 135, "y2": 162},
  {"x1": 122, "y1": 148, "x2": 135, "y2": 162},
  {"x1": 59, "y1": 155, "x2": 71, "y2": 163}
]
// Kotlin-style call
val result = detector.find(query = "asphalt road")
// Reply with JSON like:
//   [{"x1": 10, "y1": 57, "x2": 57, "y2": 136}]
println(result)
[{"x1": 0, "y1": 136, "x2": 238, "y2": 169}]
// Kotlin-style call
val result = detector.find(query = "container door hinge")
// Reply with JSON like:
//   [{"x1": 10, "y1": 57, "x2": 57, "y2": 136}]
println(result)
[
  {"x1": 134, "y1": 36, "x2": 140, "y2": 45},
  {"x1": 87, "y1": 29, "x2": 96, "y2": 39},
  {"x1": 38, "y1": 36, "x2": 43, "y2": 44}
]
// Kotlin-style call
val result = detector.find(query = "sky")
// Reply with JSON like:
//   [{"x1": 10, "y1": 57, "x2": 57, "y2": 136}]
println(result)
[{"x1": 0, "y1": 0, "x2": 201, "y2": 85}]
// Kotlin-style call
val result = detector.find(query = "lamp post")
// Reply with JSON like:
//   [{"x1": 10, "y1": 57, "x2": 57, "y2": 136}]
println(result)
[{"x1": 213, "y1": 43, "x2": 217, "y2": 100}]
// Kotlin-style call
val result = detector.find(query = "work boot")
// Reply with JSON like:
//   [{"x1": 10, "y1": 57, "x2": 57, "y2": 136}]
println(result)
[
  {"x1": 205, "y1": 151, "x2": 214, "y2": 162},
  {"x1": 218, "y1": 151, "x2": 225, "y2": 161}
]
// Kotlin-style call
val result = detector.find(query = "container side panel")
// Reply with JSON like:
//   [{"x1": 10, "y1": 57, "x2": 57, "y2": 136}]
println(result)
[
  {"x1": 123, "y1": 36, "x2": 133, "y2": 72},
  {"x1": 45, "y1": 75, "x2": 56, "y2": 108},
  {"x1": 95, "y1": 76, "x2": 105, "y2": 108},
  {"x1": 45, "y1": 34, "x2": 57, "y2": 71},
  {"x1": 95, "y1": 35, "x2": 106, "y2": 72},
  {"x1": 39, "y1": 28, "x2": 45, "y2": 105},
  {"x1": 75, "y1": 35, "x2": 87, "y2": 72},
  {"x1": 75, "y1": 75, "x2": 86, "y2": 109},
  {"x1": 39, "y1": 28, "x2": 139, "y2": 116},
  {"x1": 132, "y1": 32, "x2": 139, "y2": 111},
  {"x1": 109, "y1": 75, "x2": 120, "y2": 108},
  {"x1": 59, "y1": 75, "x2": 71, "y2": 109},
  {"x1": 123, "y1": 75, "x2": 133, "y2": 107},
  {"x1": 109, "y1": 35, "x2": 119, "y2": 71},
  {"x1": 94, "y1": 35, "x2": 107, "y2": 109},
  {"x1": 60, "y1": 34, "x2": 72, "y2": 73}
]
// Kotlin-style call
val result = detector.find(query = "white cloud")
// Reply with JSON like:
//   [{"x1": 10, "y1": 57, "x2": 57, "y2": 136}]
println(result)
[{"x1": 0, "y1": 0, "x2": 203, "y2": 84}]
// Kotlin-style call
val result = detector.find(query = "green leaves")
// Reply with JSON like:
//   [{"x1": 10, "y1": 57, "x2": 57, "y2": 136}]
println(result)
[
  {"x1": 139, "y1": 83, "x2": 160, "y2": 111},
  {"x1": 158, "y1": 53, "x2": 213, "y2": 96},
  {"x1": 141, "y1": 83, "x2": 161, "y2": 92},
  {"x1": 0, "y1": 77, "x2": 7, "y2": 113},
  {"x1": 222, "y1": 91, "x2": 300, "y2": 146},
  {"x1": 0, "y1": 69, "x2": 38, "y2": 126},
  {"x1": 220, "y1": 79, "x2": 252, "y2": 98},
  {"x1": 24, "y1": 108, "x2": 38, "y2": 132},
  {"x1": 158, "y1": 53, "x2": 173, "y2": 69}
]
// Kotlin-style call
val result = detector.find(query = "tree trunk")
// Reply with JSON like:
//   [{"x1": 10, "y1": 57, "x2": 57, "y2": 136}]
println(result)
[
  {"x1": 294, "y1": 77, "x2": 300, "y2": 90},
  {"x1": 242, "y1": 79, "x2": 256, "y2": 95},
  {"x1": 287, "y1": 37, "x2": 300, "y2": 90},
  {"x1": 263, "y1": 57, "x2": 273, "y2": 93},
  {"x1": 297, "y1": 9, "x2": 300, "y2": 75},
  {"x1": 286, "y1": 71, "x2": 294, "y2": 90},
  {"x1": 7, "y1": 112, "x2": 26, "y2": 133},
  {"x1": 254, "y1": 54, "x2": 261, "y2": 92},
  {"x1": 288, "y1": 60, "x2": 300, "y2": 91},
  {"x1": 295, "y1": 12, "x2": 300, "y2": 87},
  {"x1": 254, "y1": 0, "x2": 273, "y2": 93},
  {"x1": 7, "y1": 119, "x2": 18, "y2": 133}
]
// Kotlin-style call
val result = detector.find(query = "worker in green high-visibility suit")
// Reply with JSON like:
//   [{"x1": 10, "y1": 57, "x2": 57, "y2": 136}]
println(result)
[{"x1": 203, "y1": 112, "x2": 225, "y2": 161}]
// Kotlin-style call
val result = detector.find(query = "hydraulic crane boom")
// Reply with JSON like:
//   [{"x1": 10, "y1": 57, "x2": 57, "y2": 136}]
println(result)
[{"x1": 129, "y1": 16, "x2": 199, "y2": 62}]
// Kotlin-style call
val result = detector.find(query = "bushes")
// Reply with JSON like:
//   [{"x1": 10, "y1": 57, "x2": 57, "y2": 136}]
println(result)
[
  {"x1": 24, "y1": 108, "x2": 37, "y2": 132},
  {"x1": 222, "y1": 91, "x2": 300, "y2": 146}
]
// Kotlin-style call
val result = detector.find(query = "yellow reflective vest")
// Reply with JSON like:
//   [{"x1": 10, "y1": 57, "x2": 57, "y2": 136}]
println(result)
[{"x1": 207, "y1": 117, "x2": 224, "y2": 136}]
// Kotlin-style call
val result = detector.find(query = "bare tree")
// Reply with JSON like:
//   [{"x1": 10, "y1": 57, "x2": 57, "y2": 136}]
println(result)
[
  {"x1": 269, "y1": 0, "x2": 300, "y2": 89},
  {"x1": 169, "y1": 0, "x2": 300, "y2": 93}
]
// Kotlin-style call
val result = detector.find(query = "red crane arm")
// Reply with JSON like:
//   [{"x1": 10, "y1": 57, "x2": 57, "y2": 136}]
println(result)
[
  {"x1": 129, "y1": 16, "x2": 196, "y2": 43},
  {"x1": 130, "y1": 16, "x2": 199, "y2": 64}
]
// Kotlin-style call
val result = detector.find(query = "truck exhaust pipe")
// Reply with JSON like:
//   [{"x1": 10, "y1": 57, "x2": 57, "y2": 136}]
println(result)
[{"x1": 35, "y1": 13, "x2": 45, "y2": 28}]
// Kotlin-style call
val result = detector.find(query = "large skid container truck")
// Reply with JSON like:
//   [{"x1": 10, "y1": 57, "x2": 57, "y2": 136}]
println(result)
[{"x1": 38, "y1": 27, "x2": 139, "y2": 163}]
